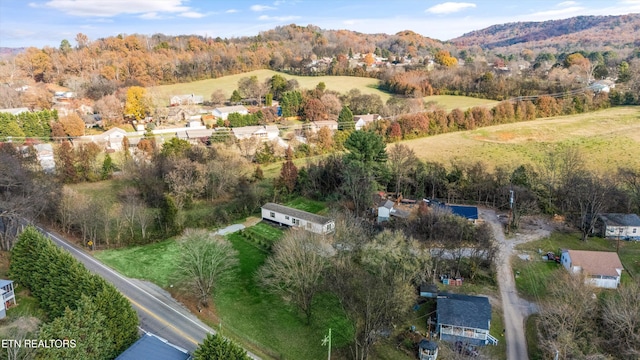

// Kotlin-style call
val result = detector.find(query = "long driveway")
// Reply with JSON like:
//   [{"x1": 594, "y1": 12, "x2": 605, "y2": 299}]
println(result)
[
  {"x1": 35, "y1": 225, "x2": 261, "y2": 359},
  {"x1": 480, "y1": 209, "x2": 539, "y2": 360}
]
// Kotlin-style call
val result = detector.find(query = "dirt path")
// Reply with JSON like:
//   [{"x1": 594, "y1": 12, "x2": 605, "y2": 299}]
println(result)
[{"x1": 480, "y1": 209, "x2": 544, "y2": 360}]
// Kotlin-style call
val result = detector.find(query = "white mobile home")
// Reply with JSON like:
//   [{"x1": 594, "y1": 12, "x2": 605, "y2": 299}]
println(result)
[{"x1": 261, "y1": 203, "x2": 335, "y2": 235}]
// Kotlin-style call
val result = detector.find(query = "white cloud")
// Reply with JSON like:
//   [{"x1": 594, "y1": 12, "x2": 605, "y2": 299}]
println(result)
[
  {"x1": 44, "y1": 0, "x2": 190, "y2": 17},
  {"x1": 258, "y1": 15, "x2": 300, "y2": 21},
  {"x1": 180, "y1": 11, "x2": 207, "y2": 18},
  {"x1": 526, "y1": 6, "x2": 585, "y2": 20},
  {"x1": 139, "y1": 12, "x2": 162, "y2": 20},
  {"x1": 557, "y1": 1, "x2": 578, "y2": 7},
  {"x1": 426, "y1": 2, "x2": 476, "y2": 14},
  {"x1": 226, "y1": 9, "x2": 239, "y2": 13},
  {"x1": 251, "y1": 4, "x2": 276, "y2": 12}
]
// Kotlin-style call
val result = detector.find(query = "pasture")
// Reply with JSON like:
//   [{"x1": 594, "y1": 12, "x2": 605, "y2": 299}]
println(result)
[
  {"x1": 423, "y1": 94, "x2": 499, "y2": 111},
  {"x1": 401, "y1": 106, "x2": 640, "y2": 172},
  {"x1": 149, "y1": 69, "x2": 390, "y2": 106}
]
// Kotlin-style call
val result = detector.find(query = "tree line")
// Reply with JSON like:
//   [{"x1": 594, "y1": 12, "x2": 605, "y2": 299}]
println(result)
[{"x1": 9, "y1": 227, "x2": 139, "y2": 359}]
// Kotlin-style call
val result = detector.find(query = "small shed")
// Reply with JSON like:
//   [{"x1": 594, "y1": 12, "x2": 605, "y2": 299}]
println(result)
[
  {"x1": 418, "y1": 339, "x2": 438, "y2": 360},
  {"x1": 378, "y1": 199, "x2": 395, "y2": 222},
  {"x1": 419, "y1": 283, "x2": 438, "y2": 298}
]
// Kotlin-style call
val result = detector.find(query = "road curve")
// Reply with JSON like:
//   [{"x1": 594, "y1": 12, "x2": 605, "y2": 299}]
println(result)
[
  {"x1": 34, "y1": 225, "x2": 261, "y2": 360},
  {"x1": 480, "y1": 209, "x2": 529, "y2": 360}
]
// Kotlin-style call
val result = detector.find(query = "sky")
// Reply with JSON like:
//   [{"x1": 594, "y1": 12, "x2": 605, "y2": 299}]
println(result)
[{"x1": 1, "y1": 0, "x2": 640, "y2": 48}]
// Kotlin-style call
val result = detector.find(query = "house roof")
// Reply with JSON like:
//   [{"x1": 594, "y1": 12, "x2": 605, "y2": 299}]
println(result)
[
  {"x1": 0, "y1": 279, "x2": 13, "y2": 288},
  {"x1": 564, "y1": 250, "x2": 623, "y2": 277},
  {"x1": 213, "y1": 105, "x2": 248, "y2": 114},
  {"x1": 186, "y1": 129, "x2": 214, "y2": 138},
  {"x1": 354, "y1": 114, "x2": 381, "y2": 123},
  {"x1": 379, "y1": 199, "x2": 394, "y2": 209},
  {"x1": 419, "y1": 339, "x2": 438, "y2": 351},
  {"x1": 312, "y1": 120, "x2": 338, "y2": 127},
  {"x1": 443, "y1": 204, "x2": 479, "y2": 220},
  {"x1": 0, "y1": 107, "x2": 29, "y2": 115},
  {"x1": 599, "y1": 213, "x2": 640, "y2": 227},
  {"x1": 116, "y1": 333, "x2": 190, "y2": 360},
  {"x1": 437, "y1": 293, "x2": 491, "y2": 330},
  {"x1": 262, "y1": 202, "x2": 333, "y2": 225},
  {"x1": 231, "y1": 125, "x2": 278, "y2": 137}
]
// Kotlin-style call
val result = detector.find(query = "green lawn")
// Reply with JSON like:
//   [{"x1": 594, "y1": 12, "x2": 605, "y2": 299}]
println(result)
[
  {"x1": 95, "y1": 240, "x2": 180, "y2": 288},
  {"x1": 149, "y1": 69, "x2": 389, "y2": 106},
  {"x1": 285, "y1": 197, "x2": 327, "y2": 214},
  {"x1": 525, "y1": 315, "x2": 543, "y2": 360},
  {"x1": 215, "y1": 233, "x2": 352, "y2": 360},
  {"x1": 513, "y1": 259, "x2": 562, "y2": 300},
  {"x1": 243, "y1": 222, "x2": 284, "y2": 242},
  {"x1": 484, "y1": 308, "x2": 507, "y2": 360}
]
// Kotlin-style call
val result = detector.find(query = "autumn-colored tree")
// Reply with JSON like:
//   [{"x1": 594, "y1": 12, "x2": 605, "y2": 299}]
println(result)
[
  {"x1": 56, "y1": 140, "x2": 77, "y2": 183},
  {"x1": 434, "y1": 50, "x2": 458, "y2": 67},
  {"x1": 303, "y1": 98, "x2": 325, "y2": 121},
  {"x1": 59, "y1": 113, "x2": 85, "y2": 137},
  {"x1": 124, "y1": 86, "x2": 149, "y2": 120},
  {"x1": 387, "y1": 122, "x2": 402, "y2": 142},
  {"x1": 276, "y1": 147, "x2": 298, "y2": 194},
  {"x1": 94, "y1": 94, "x2": 124, "y2": 127},
  {"x1": 363, "y1": 53, "x2": 375, "y2": 66},
  {"x1": 315, "y1": 126, "x2": 334, "y2": 153}
]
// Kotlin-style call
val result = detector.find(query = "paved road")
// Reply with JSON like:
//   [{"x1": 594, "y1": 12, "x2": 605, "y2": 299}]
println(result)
[
  {"x1": 480, "y1": 209, "x2": 538, "y2": 360},
  {"x1": 35, "y1": 225, "x2": 261, "y2": 359}
]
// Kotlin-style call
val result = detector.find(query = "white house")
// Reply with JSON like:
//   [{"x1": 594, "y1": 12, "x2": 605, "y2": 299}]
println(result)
[
  {"x1": 561, "y1": 250, "x2": 624, "y2": 289},
  {"x1": 212, "y1": 105, "x2": 249, "y2": 120},
  {"x1": 597, "y1": 213, "x2": 640, "y2": 241},
  {"x1": 261, "y1": 203, "x2": 335, "y2": 235},
  {"x1": 79, "y1": 127, "x2": 128, "y2": 151},
  {"x1": 308, "y1": 120, "x2": 339, "y2": 133},
  {"x1": 354, "y1": 114, "x2": 382, "y2": 131},
  {"x1": 170, "y1": 94, "x2": 204, "y2": 106},
  {"x1": 231, "y1": 125, "x2": 279, "y2": 141}
]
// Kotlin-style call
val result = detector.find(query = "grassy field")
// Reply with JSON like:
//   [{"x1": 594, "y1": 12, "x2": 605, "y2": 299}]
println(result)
[
  {"x1": 423, "y1": 95, "x2": 499, "y2": 111},
  {"x1": 513, "y1": 231, "x2": 640, "y2": 299},
  {"x1": 149, "y1": 69, "x2": 390, "y2": 106},
  {"x1": 95, "y1": 240, "x2": 180, "y2": 288},
  {"x1": 525, "y1": 315, "x2": 544, "y2": 360},
  {"x1": 402, "y1": 106, "x2": 640, "y2": 172},
  {"x1": 285, "y1": 196, "x2": 327, "y2": 214}
]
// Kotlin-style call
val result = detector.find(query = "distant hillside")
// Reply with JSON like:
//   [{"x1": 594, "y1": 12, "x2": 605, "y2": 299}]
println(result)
[
  {"x1": 452, "y1": 14, "x2": 640, "y2": 52},
  {"x1": 0, "y1": 47, "x2": 25, "y2": 57}
]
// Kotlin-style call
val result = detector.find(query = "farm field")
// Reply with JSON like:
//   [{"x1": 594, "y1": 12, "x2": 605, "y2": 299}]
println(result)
[
  {"x1": 402, "y1": 106, "x2": 640, "y2": 172},
  {"x1": 149, "y1": 69, "x2": 390, "y2": 106},
  {"x1": 423, "y1": 94, "x2": 499, "y2": 111}
]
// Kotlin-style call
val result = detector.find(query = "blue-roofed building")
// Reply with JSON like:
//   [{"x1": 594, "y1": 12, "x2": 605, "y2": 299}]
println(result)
[
  {"x1": 436, "y1": 293, "x2": 497, "y2": 346},
  {"x1": 446, "y1": 205, "x2": 479, "y2": 223},
  {"x1": 116, "y1": 333, "x2": 191, "y2": 360}
]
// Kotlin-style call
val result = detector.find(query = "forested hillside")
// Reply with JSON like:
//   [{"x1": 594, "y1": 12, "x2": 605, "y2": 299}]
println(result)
[{"x1": 452, "y1": 14, "x2": 640, "y2": 53}]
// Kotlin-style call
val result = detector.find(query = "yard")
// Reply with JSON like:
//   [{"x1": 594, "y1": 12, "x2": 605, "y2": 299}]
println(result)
[
  {"x1": 285, "y1": 197, "x2": 327, "y2": 214},
  {"x1": 513, "y1": 231, "x2": 640, "y2": 300},
  {"x1": 423, "y1": 94, "x2": 498, "y2": 111}
]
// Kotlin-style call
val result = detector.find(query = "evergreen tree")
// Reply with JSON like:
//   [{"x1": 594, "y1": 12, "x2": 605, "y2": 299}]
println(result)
[
  {"x1": 159, "y1": 194, "x2": 180, "y2": 236},
  {"x1": 193, "y1": 333, "x2": 249, "y2": 360},
  {"x1": 38, "y1": 295, "x2": 114, "y2": 360},
  {"x1": 230, "y1": 89, "x2": 242, "y2": 104},
  {"x1": 101, "y1": 153, "x2": 114, "y2": 180},
  {"x1": 337, "y1": 105, "x2": 354, "y2": 131}
]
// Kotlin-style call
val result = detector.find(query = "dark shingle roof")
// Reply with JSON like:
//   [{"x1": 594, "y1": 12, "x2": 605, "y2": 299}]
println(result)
[
  {"x1": 599, "y1": 213, "x2": 640, "y2": 227},
  {"x1": 419, "y1": 339, "x2": 438, "y2": 351},
  {"x1": 262, "y1": 203, "x2": 333, "y2": 225},
  {"x1": 437, "y1": 294, "x2": 491, "y2": 330},
  {"x1": 116, "y1": 333, "x2": 190, "y2": 360}
]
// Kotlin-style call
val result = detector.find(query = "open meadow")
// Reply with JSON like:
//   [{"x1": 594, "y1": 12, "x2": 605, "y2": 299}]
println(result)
[
  {"x1": 149, "y1": 69, "x2": 390, "y2": 106},
  {"x1": 402, "y1": 106, "x2": 640, "y2": 172}
]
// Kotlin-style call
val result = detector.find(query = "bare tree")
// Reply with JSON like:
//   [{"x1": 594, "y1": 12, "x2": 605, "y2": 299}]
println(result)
[
  {"x1": 564, "y1": 173, "x2": 614, "y2": 241},
  {"x1": 164, "y1": 159, "x2": 206, "y2": 209},
  {"x1": 175, "y1": 229, "x2": 239, "y2": 307},
  {"x1": 601, "y1": 281, "x2": 640, "y2": 358},
  {"x1": 257, "y1": 230, "x2": 330, "y2": 324}
]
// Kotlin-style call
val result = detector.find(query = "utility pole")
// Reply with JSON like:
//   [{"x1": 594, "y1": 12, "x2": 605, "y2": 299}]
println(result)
[
  {"x1": 322, "y1": 328, "x2": 331, "y2": 360},
  {"x1": 507, "y1": 189, "x2": 514, "y2": 234}
]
